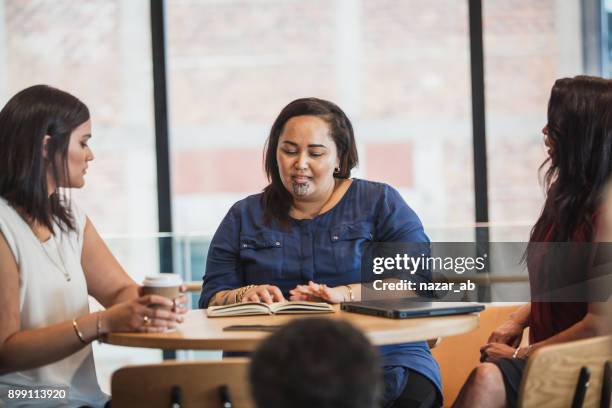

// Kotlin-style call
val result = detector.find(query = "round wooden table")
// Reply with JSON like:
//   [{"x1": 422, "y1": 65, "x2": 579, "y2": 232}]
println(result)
[{"x1": 105, "y1": 305, "x2": 480, "y2": 351}]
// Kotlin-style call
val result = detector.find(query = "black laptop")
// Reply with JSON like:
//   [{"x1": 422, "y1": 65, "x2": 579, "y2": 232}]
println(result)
[{"x1": 341, "y1": 298, "x2": 484, "y2": 319}]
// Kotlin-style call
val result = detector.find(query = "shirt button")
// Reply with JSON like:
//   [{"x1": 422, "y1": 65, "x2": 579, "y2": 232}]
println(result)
[
  {"x1": 332, "y1": 236, "x2": 339, "y2": 241},
  {"x1": 275, "y1": 241, "x2": 281, "y2": 246}
]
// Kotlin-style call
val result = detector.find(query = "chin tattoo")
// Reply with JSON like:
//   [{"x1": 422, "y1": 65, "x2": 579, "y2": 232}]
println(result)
[{"x1": 292, "y1": 182, "x2": 309, "y2": 196}]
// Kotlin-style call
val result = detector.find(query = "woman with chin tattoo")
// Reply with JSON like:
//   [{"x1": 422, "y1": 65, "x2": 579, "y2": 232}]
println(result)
[{"x1": 199, "y1": 97, "x2": 441, "y2": 408}]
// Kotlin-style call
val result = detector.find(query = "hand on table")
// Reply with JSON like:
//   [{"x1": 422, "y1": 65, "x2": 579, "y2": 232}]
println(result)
[
  {"x1": 103, "y1": 295, "x2": 184, "y2": 333},
  {"x1": 242, "y1": 284, "x2": 285, "y2": 304},
  {"x1": 289, "y1": 281, "x2": 347, "y2": 304}
]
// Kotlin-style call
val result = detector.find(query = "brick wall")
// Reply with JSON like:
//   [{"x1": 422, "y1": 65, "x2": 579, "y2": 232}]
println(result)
[{"x1": 2, "y1": 0, "x2": 581, "y2": 234}]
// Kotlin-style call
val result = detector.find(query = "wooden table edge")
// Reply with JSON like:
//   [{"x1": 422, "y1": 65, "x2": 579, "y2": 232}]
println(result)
[{"x1": 104, "y1": 312, "x2": 480, "y2": 351}]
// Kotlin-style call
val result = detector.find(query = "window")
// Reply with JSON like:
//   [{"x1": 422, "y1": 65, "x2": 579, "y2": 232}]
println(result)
[
  {"x1": 484, "y1": 0, "x2": 584, "y2": 240},
  {"x1": 166, "y1": 0, "x2": 474, "y2": 245},
  {"x1": 0, "y1": 0, "x2": 161, "y2": 392}
]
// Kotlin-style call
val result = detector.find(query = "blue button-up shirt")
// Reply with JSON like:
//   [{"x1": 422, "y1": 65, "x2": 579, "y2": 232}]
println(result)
[{"x1": 199, "y1": 178, "x2": 441, "y2": 405}]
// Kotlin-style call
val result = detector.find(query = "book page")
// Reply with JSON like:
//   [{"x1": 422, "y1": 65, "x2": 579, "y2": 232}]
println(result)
[
  {"x1": 271, "y1": 301, "x2": 334, "y2": 313},
  {"x1": 207, "y1": 302, "x2": 272, "y2": 317}
]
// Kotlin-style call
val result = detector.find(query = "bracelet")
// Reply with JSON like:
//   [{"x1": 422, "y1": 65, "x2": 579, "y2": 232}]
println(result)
[
  {"x1": 72, "y1": 318, "x2": 86, "y2": 344},
  {"x1": 521, "y1": 345, "x2": 533, "y2": 358},
  {"x1": 513, "y1": 345, "x2": 533, "y2": 359},
  {"x1": 344, "y1": 285, "x2": 354, "y2": 302},
  {"x1": 234, "y1": 286, "x2": 246, "y2": 303},
  {"x1": 236, "y1": 285, "x2": 256, "y2": 303},
  {"x1": 96, "y1": 312, "x2": 103, "y2": 344}
]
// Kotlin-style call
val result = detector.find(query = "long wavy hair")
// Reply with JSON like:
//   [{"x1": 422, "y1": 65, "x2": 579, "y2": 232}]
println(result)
[
  {"x1": 530, "y1": 76, "x2": 612, "y2": 242},
  {"x1": 261, "y1": 98, "x2": 359, "y2": 227},
  {"x1": 0, "y1": 85, "x2": 90, "y2": 233}
]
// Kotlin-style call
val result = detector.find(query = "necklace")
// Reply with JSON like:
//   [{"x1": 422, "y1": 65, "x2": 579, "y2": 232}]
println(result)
[
  {"x1": 40, "y1": 235, "x2": 72, "y2": 282},
  {"x1": 15, "y1": 208, "x2": 72, "y2": 282}
]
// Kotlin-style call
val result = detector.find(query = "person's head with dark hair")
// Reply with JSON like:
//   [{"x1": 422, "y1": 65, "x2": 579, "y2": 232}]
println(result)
[
  {"x1": 249, "y1": 318, "x2": 382, "y2": 408},
  {"x1": 262, "y1": 97, "x2": 359, "y2": 226},
  {"x1": 0, "y1": 84, "x2": 93, "y2": 233},
  {"x1": 532, "y1": 75, "x2": 612, "y2": 242}
]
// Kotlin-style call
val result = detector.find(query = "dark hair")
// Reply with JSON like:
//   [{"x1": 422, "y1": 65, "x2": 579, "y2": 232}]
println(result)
[
  {"x1": 261, "y1": 98, "x2": 359, "y2": 226},
  {"x1": 0, "y1": 85, "x2": 90, "y2": 232},
  {"x1": 249, "y1": 318, "x2": 382, "y2": 408},
  {"x1": 531, "y1": 75, "x2": 612, "y2": 242}
]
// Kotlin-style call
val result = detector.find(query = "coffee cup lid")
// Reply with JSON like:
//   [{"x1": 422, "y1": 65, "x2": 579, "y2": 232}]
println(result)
[{"x1": 143, "y1": 274, "x2": 183, "y2": 287}]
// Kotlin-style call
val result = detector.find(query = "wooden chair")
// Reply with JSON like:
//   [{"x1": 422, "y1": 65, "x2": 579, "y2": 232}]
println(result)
[
  {"x1": 111, "y1": 358, "x2": 254, "y2": 408},
  {"x1": 518, "y1": 335, "x2": 612, "y2": 408}
]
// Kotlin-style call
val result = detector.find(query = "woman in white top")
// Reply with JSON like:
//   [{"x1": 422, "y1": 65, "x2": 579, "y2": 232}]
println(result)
[{"x1": 0, "y1": 85, "x2": 186, "y2": 407}]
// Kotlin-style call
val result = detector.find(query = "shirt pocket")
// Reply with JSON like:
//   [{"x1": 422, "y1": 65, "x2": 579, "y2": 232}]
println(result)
[
  {"x1": 330, "y1": 222, "x2": 373, "y2": 278},
  {"x1": 239, "y1": 232, "x2": 284, "y2": 283}
]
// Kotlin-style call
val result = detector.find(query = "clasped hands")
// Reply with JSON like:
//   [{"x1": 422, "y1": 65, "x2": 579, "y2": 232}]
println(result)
[
  {"x1": 241, "y1": 281, "x2": 348, "y2": 304},
  {"x1": 479, "y1": 319, "x2": 525, "y2": 362}
]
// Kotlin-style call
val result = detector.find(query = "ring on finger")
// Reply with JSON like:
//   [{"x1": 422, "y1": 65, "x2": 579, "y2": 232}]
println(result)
[{"x1": 143, "y1": 315, "x2": 151, "y2": 326}]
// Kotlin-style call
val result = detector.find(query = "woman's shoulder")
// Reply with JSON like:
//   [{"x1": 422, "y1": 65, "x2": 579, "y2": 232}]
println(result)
[
  {"x1": 228, "y1": 192, "x2": 264, "y2": 213},
  {"x1": 0, "y1": 196, "x2": 25, "y2": 230},
  {"x1": 215, "y1": 192, "x2": 281, "y2": 235},
  {"x1": 350, "y1": 178, "x2": 402, "y2": 203},
  {"x1": 350, "y1": 178, "x2": 420, "y2": 219},
  {"x1": 353, "y1": 178, "x2": 397, "y2": 191},
  {"x1": 0, "y1": 194, "x2": 86, "y2": 231},
  {"x1": 0, "y1": 197, "x2": 26, "y2": 262},
  {"x1": 352, "y1": 178, "x2": 385, "y2": 189},
  {"x1": 221, "y1": 193, "x2": 266, "y2": 227},
  {"x1": 0, "y1": 195, "x2": 15, "y2": 214}
]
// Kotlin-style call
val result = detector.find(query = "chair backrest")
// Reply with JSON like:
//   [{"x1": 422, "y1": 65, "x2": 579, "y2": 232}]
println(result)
[
  {"x1": 518, "y1": 335, "x2": 612, "y2": 408},
  {"x1": 111, "y1": 358, "x2": 254, "y2": 408}
]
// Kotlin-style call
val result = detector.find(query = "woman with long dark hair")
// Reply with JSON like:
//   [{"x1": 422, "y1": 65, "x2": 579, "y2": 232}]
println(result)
[
  {"x1": 453, "y1": 75, "x2": 612, "y2": 408},
  {"x1": 0, "y1": 85, "x2": 186, "y2": 407},
  {"x1": 200, "y1": 98, "x2": 442, "y2": 408}
]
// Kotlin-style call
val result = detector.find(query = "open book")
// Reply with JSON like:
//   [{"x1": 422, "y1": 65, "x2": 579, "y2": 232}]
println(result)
[{"x1": 206, "y1": 301, "x2": 335, "y2": 317}]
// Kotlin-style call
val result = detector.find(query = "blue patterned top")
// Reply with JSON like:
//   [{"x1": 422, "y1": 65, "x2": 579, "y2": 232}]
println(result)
[{"x1": 199, "y1": 178, "x2": 441, "y2": 405}]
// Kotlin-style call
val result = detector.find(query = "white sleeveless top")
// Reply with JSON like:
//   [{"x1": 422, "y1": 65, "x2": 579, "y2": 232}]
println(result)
[{"x1": 0, "y1": 197, "x2": 108, "y2": 407}]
